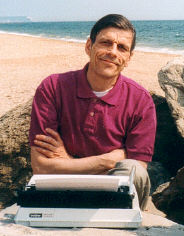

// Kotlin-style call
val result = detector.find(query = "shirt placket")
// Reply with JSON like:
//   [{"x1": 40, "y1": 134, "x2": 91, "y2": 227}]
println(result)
[{"x1": 83, "y1": 98, "x2": 99, "y2": 135}]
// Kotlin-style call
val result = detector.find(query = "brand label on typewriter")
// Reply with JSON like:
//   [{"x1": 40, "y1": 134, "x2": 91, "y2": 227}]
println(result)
[
  {"x1": 29, "y1": 213, "x2": 42, "y2": 218},
  {"x1": 43, "y1": 213, "x2": 54, "y2": 218}
]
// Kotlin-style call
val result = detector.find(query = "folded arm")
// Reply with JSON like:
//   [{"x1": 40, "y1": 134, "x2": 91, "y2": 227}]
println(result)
[{"x1": 31, "y1": 128, "x2": 127, "y2": 174}]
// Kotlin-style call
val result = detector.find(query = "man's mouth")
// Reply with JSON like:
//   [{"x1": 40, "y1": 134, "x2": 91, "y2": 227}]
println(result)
[{"x1": 99, "y1": 58, "x2": 119, "y2": 66}]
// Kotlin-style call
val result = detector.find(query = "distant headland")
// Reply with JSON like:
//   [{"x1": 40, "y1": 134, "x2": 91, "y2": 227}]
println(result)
[{"x1": 0, "y1": 16, "x2": 31, "y2": 23}]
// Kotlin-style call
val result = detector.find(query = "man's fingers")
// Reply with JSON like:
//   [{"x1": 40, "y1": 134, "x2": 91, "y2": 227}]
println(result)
[
  {"x1": 35, "y1": 146, "x2": 55, "y2": 158},
  {"x1": 46, "y1": 128, "x2": 63, "y2": 143},
  {"x1": 35, "y1": 134, "x2": 57, "y2": 146},
  {"x1": 34, "y1": 140, "x2": 55, "y2": 152},
  {"x1": 35, "y1": 128, "x2": 64, "y2": 147}
]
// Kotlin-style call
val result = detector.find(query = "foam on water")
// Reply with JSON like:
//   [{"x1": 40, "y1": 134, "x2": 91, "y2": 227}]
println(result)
[
  {"x1": 136, "y1": 46, "x2": 184, "y2": 56},
  {"x1": 0, "y1": 20, "x2": 183, "y2": 55}
]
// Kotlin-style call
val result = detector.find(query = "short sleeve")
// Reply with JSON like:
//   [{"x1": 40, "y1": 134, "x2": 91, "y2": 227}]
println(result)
[
  {"x1": 29, "y1": 77, "x2": 59, "y2": 146},
  {"x1": 125, "y1": 94, "x2": 156, "y2": 162}
]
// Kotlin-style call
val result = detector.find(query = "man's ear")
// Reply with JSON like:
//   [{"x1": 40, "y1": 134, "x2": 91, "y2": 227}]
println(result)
[
  {"x1": 130, "y1": 51, "x2": 134, "y2": 59},
  {"x1": 85, "y1": 38, "x2": 92, "y2": 56},
  {"x1": 124, "y1": 51, "x2": 134, "y2": 67}
]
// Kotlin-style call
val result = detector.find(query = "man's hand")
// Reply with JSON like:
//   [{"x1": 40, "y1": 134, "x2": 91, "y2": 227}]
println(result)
[{"x1": 33, "y1": 128, "x2": 71, "y2": 159}]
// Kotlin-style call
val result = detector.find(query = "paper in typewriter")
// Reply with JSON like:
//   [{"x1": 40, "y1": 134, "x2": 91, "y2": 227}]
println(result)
[{"x1": 35, "y1": 175, "x2": 120, "y2": 192}]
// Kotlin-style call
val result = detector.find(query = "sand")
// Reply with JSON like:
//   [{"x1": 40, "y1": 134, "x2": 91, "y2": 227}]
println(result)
[{"x1": 0, "y1": 33, "x2": 181, "y2": 117}]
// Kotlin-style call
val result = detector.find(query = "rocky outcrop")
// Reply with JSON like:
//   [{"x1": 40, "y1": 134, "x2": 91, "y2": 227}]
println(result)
[
  {"x1": 0, "y1": 98, "x2": 32, "y2": 155},
  {"x1": 151, "y1": 94, "x2": 184, "y2": 175},
  {"x1": 158, "y1": 57, "x2": 184, "y2": 137},
  {"x1": 152, "y1": 166, "x2": 184, "y2": 225},
  {"x1": 147, "y1": 161, "x2": 171, "y2": 194},
  {"x1": 0, "y1": 99, "x2": 33, "y2": 208},
  {"x1": 1, "y1": 205, "x2": 184, "y2": 236},
  {"x1": 152, "y1": 58, "x2": 184, "y2": 225}
]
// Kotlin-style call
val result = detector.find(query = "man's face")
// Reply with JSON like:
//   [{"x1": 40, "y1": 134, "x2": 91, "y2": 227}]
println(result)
[{"x1": 85, "y1": 27, "x2": 133, "y2": 80}]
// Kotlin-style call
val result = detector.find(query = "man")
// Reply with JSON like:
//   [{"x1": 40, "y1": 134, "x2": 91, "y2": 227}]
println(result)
[{"x1": 29, "y1": 14, "x2": 156, "y2": 210}]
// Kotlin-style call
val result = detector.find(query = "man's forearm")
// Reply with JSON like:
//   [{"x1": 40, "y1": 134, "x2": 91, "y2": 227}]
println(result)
[
  {"x1": 31, "y1": 128, "x2": 146, "y2": 174},
  {"x1": 31, "y1": 147, "x2": 126, "y2": 174}
]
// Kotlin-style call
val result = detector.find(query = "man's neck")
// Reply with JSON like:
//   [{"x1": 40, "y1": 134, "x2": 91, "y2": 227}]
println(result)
[{"x1": 86, "y1": 66, "x2": 119, "y2": 92}]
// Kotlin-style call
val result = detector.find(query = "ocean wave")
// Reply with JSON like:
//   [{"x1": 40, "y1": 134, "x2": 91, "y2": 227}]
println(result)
[
  {"x1": 56, "y1": 37, "x2": 86, "y2": 43},
  {"x1": 0, "y1": 30, "x2": 86, "y2": 43},
  {"x1": 0, "y1": 30, "x2": 183, "y2": 55},
  {"x1": 135, "y1": 46, "x2": 184, "y2": 56},
  {"x1": 0, "y1": 30, "x2": 43, "y2": 39}
]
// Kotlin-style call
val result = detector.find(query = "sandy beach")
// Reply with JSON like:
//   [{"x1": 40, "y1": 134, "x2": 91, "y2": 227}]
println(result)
[{"x1": 0, "y1": 33, "x2": 181, "y2": 117}]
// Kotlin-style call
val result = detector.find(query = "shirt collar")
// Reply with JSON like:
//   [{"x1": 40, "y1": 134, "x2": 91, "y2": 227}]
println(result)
[{"x1": 77, "y1": 63, "x2": 123, "y2": 106}]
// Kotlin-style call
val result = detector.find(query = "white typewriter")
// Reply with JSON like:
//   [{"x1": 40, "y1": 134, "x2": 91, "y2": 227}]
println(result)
[{"x1": 14, "y1": 169, "x2": 142, "y2": 228}]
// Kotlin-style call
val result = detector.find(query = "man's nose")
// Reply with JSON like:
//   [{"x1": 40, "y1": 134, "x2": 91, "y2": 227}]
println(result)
[{"x1": 107, "y1": 43, "x2": 118, "y2": 56}]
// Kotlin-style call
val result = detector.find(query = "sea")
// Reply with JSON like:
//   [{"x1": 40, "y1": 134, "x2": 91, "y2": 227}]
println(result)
[{"x1": 0, "y1": 20, "x2": 184, "y2": 55}]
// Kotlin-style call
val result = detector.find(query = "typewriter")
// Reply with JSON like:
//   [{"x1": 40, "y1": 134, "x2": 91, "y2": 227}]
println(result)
[{"x1": 14, "y1": 169, "x2": 142, "y2": 228}]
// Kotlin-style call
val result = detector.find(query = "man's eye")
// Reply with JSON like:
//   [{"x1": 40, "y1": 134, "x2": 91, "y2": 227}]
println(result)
[
  {"x1": 118, "y1": 45, "x2": 127, "y2": 51},
  {"x1": 101, "y1": 41, "x2": 111, "y2": 45},
  {"x1": 118, "y1": 45, "x2": 125, "y2": 50}
]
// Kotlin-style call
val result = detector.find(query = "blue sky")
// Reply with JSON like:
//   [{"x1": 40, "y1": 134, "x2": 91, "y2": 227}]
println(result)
[{"x1": 0, "y1": 0, "x2": 184, "y2": 21}]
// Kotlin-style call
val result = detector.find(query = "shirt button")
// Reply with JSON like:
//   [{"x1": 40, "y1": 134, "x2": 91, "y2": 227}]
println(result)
[
  {"x1": 93, "y1": 98, "x2": 98, "y2": 102},
  {"x1": 90, "y1": 112, "x2": 94, "y2": 117}
]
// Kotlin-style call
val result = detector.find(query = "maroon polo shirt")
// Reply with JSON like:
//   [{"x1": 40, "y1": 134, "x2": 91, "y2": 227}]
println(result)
[{"x1": 29, "y1": 64, "x2": 156, "y2": 162}]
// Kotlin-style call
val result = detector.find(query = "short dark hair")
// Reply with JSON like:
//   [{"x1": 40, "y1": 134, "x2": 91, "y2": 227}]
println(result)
[{"x1": 90, "y1": 14, "x2": 136, "y2": 52}]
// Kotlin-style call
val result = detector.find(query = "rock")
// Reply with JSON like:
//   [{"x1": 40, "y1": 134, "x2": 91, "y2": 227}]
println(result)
[
  {"x1": 0, "y1": 98, "x2": 32, "y2": 155},
  {"x1": 0, "y1": 99, "x2": 33, "y2": 208},
  {"x1": 1, "y1": 204, "x2": 184, "y2": 236},
  {"x1": 152, "y1": 94, "x2": 184, "y2": 175},
  {"x1": 158, "y1": 57, "x2": 184, "y2": 137},
  {"x1": 147, "y1": 161, "x2": 171, "y2": 194},
  {"x1": 152, "y1": 166, "x2": 184, "y2": 225},
  {"x1": 153, "y1": 59, "x2": 184, "y2": 225}
]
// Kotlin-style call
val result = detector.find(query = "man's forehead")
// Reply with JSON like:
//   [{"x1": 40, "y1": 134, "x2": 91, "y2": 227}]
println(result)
[{"x1": 96, "y1": 28, "x2": 133, "y2": 41}]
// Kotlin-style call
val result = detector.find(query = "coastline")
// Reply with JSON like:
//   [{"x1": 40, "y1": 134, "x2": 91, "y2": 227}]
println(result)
[{"x1": 0, "y1": 32, "x2": 181, "y2": 117}]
